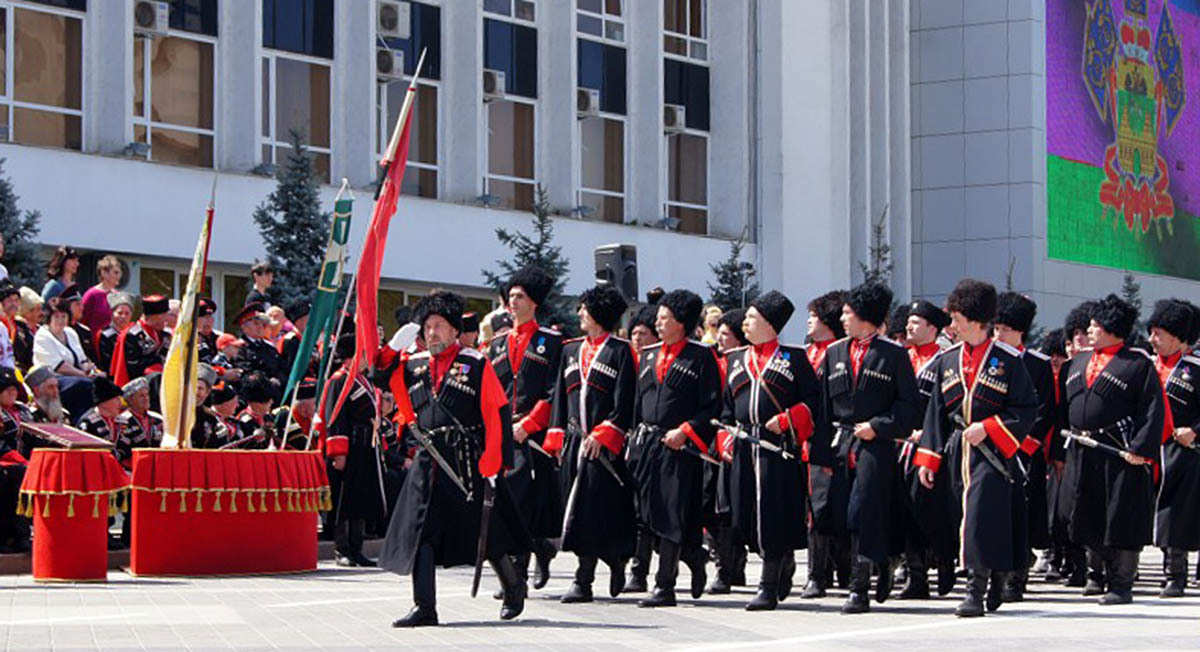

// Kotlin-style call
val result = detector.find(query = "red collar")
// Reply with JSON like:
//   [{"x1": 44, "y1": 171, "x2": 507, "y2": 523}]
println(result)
[
  {"x1": 1156, "y1": 350, "x2": 1183, "y2": 385},
  {"x1": 750, "y1": 340, "x2": 779, "y2": 377},
  {"x1": 912, "y1": 340, "x2": 939, "y2": 358},
  {"x1": 960, "y1": 339, "x2": 990, "y2": 387},
  {"x1": 655, "y1": 339, "x2": 687, "y2": 382},
  {"x1": 431, "y1": 342, "x2": 462, "y2": 391},
  {"x1": 807, "y1": 338, "x2": 832, "y2": 370},
  {"x1": 1095, "y1": 343, "x2": 1123, "y2": 356}
]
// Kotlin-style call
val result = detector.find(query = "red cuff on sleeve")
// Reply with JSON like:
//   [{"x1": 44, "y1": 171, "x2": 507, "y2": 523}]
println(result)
[
  {"x1": 680, "y1": 421, "x2": 707, "y2": 453},
  {"x1": 376, "y1": 345, "x2": 398, "y2": 368},
  {"x1": 591, "y1": 421, "x2": 624, "y2": 456},
  {"x1": 983, "y1": 416, "x2": 1020, "y2": 458},
  {"x1": 778, "y1": 403, "x2": 814, "y2": 444},
  {"x1": 1019, "y1": 435, "x2": 1041, "y2": 457},
  {"x1": 325, "y1": 435, "x2": 349, "y2": 458},
  {"x1": 520, "y1": 399, "x2": 552, "y2": 434},
  {"x1": 912, "y1": 447, "x2": 942, "y2": 473},
  {"x1": 716, "y1": 429, "x2": 732, "y2": 456},
  {"x1": 543, "y1": 428, "x2": 565, "y2": 455}
]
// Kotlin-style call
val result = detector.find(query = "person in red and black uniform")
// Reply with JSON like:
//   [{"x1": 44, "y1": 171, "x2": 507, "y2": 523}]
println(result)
[
  {"x1": 991, "y1": 292, "x2": 1057, "y2": 603},
  {"x1": 323, "y1": 334, "x2": 388, "y2": 567},
  {"x1": 707, "y1": 307, "x2": 750, "y2": 595},
  {"x1": 380, "y1": 291, "x2": 531, "y2": 627},
  {"x1": 206, "y1": 383, "x2": 240, "y2": 448},
  {"x1": 1033, "y1": 328, "x2": 1070, "y2": 578},
  {"x1": 195, "y1": 298, "x2": 220, "y2": 365},
  {"x1": 77, "y1": 377, "x2": 123, "y2": 446},
  {"x1": 275, "y1": 379, "x2": 317, "y2": 451},
  {"x1": 631, "y1": 289, "x2": 722, "y2": 608},
  {"x1": 486, "y1": 266, "x2": 564, "y2": 590},
  {"x1": 915, "y1": 280, "x2": 1038, "y2": 617},
  {"x1": 544, "y1": 285, "x2": 637, "y2": 604},
  {"x1": 716, "y1": 291, "x2": 824, "y2": 611},
  {"x1": 0, "y1": 369, "x2": 29, "y2": 552},
  {"x1": 115, "y1": 377, "x2": 164, "y2": 470},
  {"x1": 1148, "y1": 299, "x2": 1200, "y2": 598},
  {"x1": 816, "y1": 282, "x2": 919, "y2": 614},
  {"x1": 231, "y1": 372, "x2": 279, "y2": 449},
  {"x1": 234, "y1": 303, "x2": 287, "y2": 397},
  {"x1": 1057, "y1": 294, "x2": 1164, "y2": 605},
  {"x1": 896, "y1": 299, "x2": 955, "y2": 600},
  {"x1": 623, "y1": 303, "x2": 661, "y2": 592},
  {"x1": 800, "y1": 289, "x2": 849, "y2": 599},
  {"x1": 190, "y1": 364, "x2": 231, "y2": 449},
  {"x1": 110, "y1": 294, "x2": 171, "y2": 387},
  {"x1": 278, "y1": 300, "x2": 310, "y2": 376}
]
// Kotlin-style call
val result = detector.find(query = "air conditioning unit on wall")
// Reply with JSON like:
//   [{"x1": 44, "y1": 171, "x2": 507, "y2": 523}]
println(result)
[
  {"x1": 664, "y1": 104, "x2": 687, "y2": 133},
  {"x1": 377, "y1": 48, "x2": 405, "y2": 81},
  {"x1": 378, "y1": 1, "x2": 411, "y2": 40},
  {"x1": 577, "y1": 88, "x2": 601, "y2": 118},
  {"x1": 133, "y1": 0, "x2": 169, "y2": 38},
  {"x1": 483, "y1": 69, "x2": 506, "y2": 102}
]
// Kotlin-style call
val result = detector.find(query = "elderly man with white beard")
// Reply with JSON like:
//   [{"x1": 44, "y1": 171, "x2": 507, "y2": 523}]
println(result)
[{"x1": 25, "y1": 365, "x2": 69, "y2": 429}]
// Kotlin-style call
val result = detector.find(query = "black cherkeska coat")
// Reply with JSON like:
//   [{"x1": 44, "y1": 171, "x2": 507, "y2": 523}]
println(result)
[
  {"x1": 916, "y1": 340, "x2": 1038, "y2": 572},
  {"x1": 323, "y1": 371, "x2": 387, "y2": 524},
  {"x1": 488, "y1": 323, "x2": 564, "y2": 539},
  {"x1": 816, "y1": 336, "x2": 919, "y2": 565},
  {"x1": 1015, "y1": 348, "x2": 1057, "y2": 553},
  {"x1": 549, "y1": 335, "x2": 638, "y2": 561},
  {"x1": 1059, "y1": 346, "x2": 1164, "y2": 549},
  {"x1": 632, "y1": 340, "x2": 722, "y2": 548},
  {"x1": 721, "y1": 342, "x2": 825, "y2": 557},
  {"x1": 1156, "y1": 353, "x2": 1200, "y2": 550},
  {"x1": 379, "y1": 346, "x2": 530, "y2": 574},
  {"x1": 904, "y1": 347, "x2": 959, "y2": 561}
]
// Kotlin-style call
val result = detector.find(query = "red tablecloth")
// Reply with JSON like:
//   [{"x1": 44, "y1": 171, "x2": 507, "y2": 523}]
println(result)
[
  {"x1": 19, "y1": 448, "x2": 130, "y2": 582},
  {"x1": 129, "y1": 449, "x2": 330, "y2": 576}
]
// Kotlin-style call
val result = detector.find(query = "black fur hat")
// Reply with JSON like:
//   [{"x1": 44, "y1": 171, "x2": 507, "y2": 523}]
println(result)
[
  {"x1": 1064, "y1": 300, "x2": 1097, "y2": 337},
  {"x1": 335, "y1": 332, "x2": 357, "y2": 361},
  {"x1": 1147, "y1": 299, "x2": 1194, "y2": 343},
  {"x1": 945, "y1": 279, "x2": 997, "y2": 325},
  {"x1": 1184, "y1": 301, "x2": 1200, "y2": 346},
  {"x1": 1090, "y1": 293, "x2": 1138, "y2": 340},
  {"x1": 507, "y1": 265, "x2": 554, "y2": 306},
  {"x1": 909, "y1": 299, "x2": 950, "y2": 331},
  {"x1": 240, "y1": 372, "x2": 277, "y2": 404},
  {"x1": 461, "y1": 312, "x2": 480, "y2": 333},
  {"x1": 845, "y1": 282, "x2": 892, "y2": 327},
  {"x1": 285, "y1": 299, "x2": 311, "y2": 323},
  {"x1": 414, "y1": 291, "x2": 466, "y2": 334},
  {"x1": 807, "y1": 290, "x2": 848, "y2": 339},
  {"x1": 92, "y1": 377, "x2": 123, "y2": 405},
  {"x1": 579, "y1": 285, "x2": 628, "y2": 333},
  {"x1": 995, "y1": 292, "x2": 1037, "y2": 334},
  {"x1": 719, "y1": 308, "x2": 749, "y2": 346},
  {"x1": 1040, "y1": 328, "x2": 1067, "y2": 358},
  {"x1": 750, "y1": 290, "x2": 795, "y2": 335},
  {"x1": 658, "y1": 289, "x2": 704, "y2": 333},
  {"x1": 888, "y1": 302, "x2": 911, "y2": 340},
  {"x1": 629, "y1": 304, "x2": 657, "y2": 333}
]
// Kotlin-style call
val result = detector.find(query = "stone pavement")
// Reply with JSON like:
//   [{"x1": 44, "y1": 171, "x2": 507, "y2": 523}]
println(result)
[{"x1": 0, "y1": 547, "x2": 1195, "y2": 651}]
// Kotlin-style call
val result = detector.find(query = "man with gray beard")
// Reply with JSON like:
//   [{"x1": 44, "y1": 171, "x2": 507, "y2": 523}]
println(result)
[{"x1": 25, "y1": 365, "x2": 69, "y2": 428}]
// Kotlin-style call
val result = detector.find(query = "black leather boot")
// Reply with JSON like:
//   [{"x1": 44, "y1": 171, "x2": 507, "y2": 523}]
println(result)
[
  {"x1": 346, "y1": 519, "x2": 376, "y2": 567},
  {"x1": 604, "y1": 556, "x2": 626, "y2": 598},
  {"x1": 841, "y1": 557, "x2": 872, "y2": 614},
  {"x1": 683, "y1": 545, "x2": 708, "y2": 600},
  {"x1": 777, "y1": 554, "x2": 796, "y2": 601},
  {"x1": 1063, "y1": 546, "x2": 1087, "y2": 587},
  {"x1": 986, "y1": 571, "x2": 1008, "y2": 612},
  {"x1": 1002, "y1": 566, "x2": 1027, "y2": 602},
  {"x1": 875, "y1": 557, "x2": 897, "y2": 603},
  {"x1": 801, "y1": 533, "x2": 829, "y2": 599},
  {"x1": 625, "y1": 530, "x2": 652, "y2": 593},
  {"x1": 708, "y1": 525, "x2": 735, "y2": 594},
  {"x1": 1098, "y1": 549, "x2": 1136, "y2": 605},
  {"x1": 562, "y1": 556, "x2": 597, "y2": 603},
  {"x1": 393, "y1": 544, "x2": 438, "y2": 627},
  {"x1": 492, "y1": 555, "x2": 527, "y2": 620},
  {"x1": 955, "y1": 569, "x2": 989, "y2": 618},
  {"x1": 746, "y1": 556, "x2": 782, "y2": 611},
  {"x1": 532, "y1": 538, "x2": 556, "y2": 590},
  {"x1": 1083, "y1": 548, "x2": 1106, "y2": 595},
  {"x1": 640, "y1": 541, "x2": 681, "y2": 607},
  {"x1": 1161, "y1": 548, "x2": 1187, "y2": 598},
  {"x1": 899, "y1": 551, "x2": 930, "y2": 599},
  {"x1": 936, "y1": 558, "x2": 957, "y2": 596}
]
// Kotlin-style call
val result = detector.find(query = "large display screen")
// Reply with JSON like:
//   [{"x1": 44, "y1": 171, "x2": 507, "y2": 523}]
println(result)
[{"x1": 1047, "y1": 0, "x2": 1197, "y2": 278}]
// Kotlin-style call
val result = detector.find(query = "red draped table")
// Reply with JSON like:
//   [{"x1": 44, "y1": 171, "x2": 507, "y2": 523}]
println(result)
[
  {"x1": 129, "y1": 449, "x2": 330, "y2": 577},
  {"x1": 18, "y1": 449, "x2": 130, "y2": 582}
]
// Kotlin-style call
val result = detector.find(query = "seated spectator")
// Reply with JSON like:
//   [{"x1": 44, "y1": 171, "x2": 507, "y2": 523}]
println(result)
[
  {"x1": 41, "y1": 246, "x2": 80, "y2": 302},
  {"x1": 12, "y1": 287, "x2": 41, "y2": 373},
  {"x1": 33, "y1": 297, "x2": 98, "y2": 378},
  {"x1": 25, "y1": 365, "x2": 69, "y2": 427},
  {"x1": 191, "y1": 364, "x2": 230, "y2": 449},
  {"x1": 211, "y1": 332, "x2": 244, "y2": 383},
  {"x1": 0, "y1": 369, "x2": 29, "y2": 552},
  {"x1": 196, "y1": 298, "x2": 220, "y2": 364},
  {"x1": 208, "y1": 383, "x2": 240, "y2": 443},
  {"x1": 76, "y1": 377, "x2": 123, "y2": 443},
  {"x1": 80, "y1": 255, "x2": 123, "y2": 333},
  {"x1": 109, "y1": 294, "x2": 170, "y2": 386},
  {"x1": 59, "y1": 284, "x2": 95, "y2": 363},
  {"x1": 95, "y1": 292, "x2": 134, "y2": 374},
  {"x1": 115, "y1": 378, "x2": 163, "y2": 470}
]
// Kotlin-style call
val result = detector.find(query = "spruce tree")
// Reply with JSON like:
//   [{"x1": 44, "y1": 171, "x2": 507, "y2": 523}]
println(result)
[
  {"x1": 707, "y1": 234, "x2": 759, "y2": 311},
  {"x1": 1120, "y1": 270, "x2": 1145, "y2": 334},
  {"x1": 0, "y1": 158, "x2": 42, "y2": 287},
  {"x1": 482, "y1": 185, "x2": 575, "y2": 332},
  {"x1": 252, "y1": 130, "x2": 331, "y2": 307},
  {"x1": 858, "y1": 205, "x2": 893, "y2": 286}
]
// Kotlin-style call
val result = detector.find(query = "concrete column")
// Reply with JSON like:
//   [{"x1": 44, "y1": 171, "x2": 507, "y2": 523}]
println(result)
[
  {"x1": 707, "y1": 1, "x2": 750, "y2": 240},
  {"x1": 83, "y1": 1, "x2": 132, "y2": 154},
  {"x1": 869, "y1": 0, "x2": 891, "y2": 286},
  {"x1": 216, "y1": 0, "x2": 261, "y2": 172},
  {"x1": 332, "y1": 1, "x2": 375, "y2": 187},
  {"x1": 626, "y1": 0, "x2": 664, "y2": 225},
  {"x1": 848, "y1": 0, "x2": 870, "y2": 281},
  {"x1": 537, "y1": 0, "x2": 574, "y2": 210},
  {"x1": 888, "y1": 0, "x2": 912, "y2": 299},
  {"x1": 440, "y1": 1, "x2": 482, "y2": 202}
]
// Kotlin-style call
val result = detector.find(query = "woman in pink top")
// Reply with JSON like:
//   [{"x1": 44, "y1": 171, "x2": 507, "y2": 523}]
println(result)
[{"x1": 80, "y1": 255, "x2": 123, "y2": 333}]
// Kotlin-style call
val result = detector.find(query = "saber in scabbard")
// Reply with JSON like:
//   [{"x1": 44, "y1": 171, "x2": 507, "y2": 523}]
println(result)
[
  {"x1": 678, "y1": 444, "x2": 721, "y2": 466},
  {"x1": 952, "y1": 415, "x2": 1013, "y2": 481},
  {"x1": 470, "y1": 477, "x2": 495, "y2": 598},
  {"x1": 1065, "y1": 430, "x2": 1151, "y2": 463},
  {"x1": 410, "y1": 423, "x2": 472, "y2": 499},
  {"x1": 567, "y1": 423, "x2": 625, "y2": 486},
  {"x1": 711, "y1": 419, "x2": 794, "y2": 459}
]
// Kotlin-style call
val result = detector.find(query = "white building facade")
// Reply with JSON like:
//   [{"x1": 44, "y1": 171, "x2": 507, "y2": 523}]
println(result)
[{"x1": 1, "y1": 0, "x2": 1195, "y2": 340}]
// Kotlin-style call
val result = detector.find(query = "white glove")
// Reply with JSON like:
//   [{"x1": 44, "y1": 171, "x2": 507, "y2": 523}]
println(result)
[{"x1": 389, "y1": 323, "x2": 420, "y2": 351}]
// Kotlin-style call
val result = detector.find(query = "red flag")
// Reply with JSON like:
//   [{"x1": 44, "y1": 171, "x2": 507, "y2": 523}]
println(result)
[{"x1": 328, "y1": 53, "x2": 424, "y2": 426}]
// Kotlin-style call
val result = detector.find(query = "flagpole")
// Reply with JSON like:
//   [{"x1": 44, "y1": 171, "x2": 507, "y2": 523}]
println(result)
[
  {"x1": 171, "y1": 177, "x2": 216, "y2": 448},
  {"x1": 304, "y1": 269, "x2": 357, "y2": 451}
]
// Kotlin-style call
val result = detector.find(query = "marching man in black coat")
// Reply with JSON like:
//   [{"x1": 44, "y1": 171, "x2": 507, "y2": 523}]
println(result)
[
  {"x1": 633, "y1": 289, "x2": 722, "y2": 607},
  {"x1": 1147, "y1": 299, "x2": 1200, "y2": 598},
  {"x1": 381, "y1": 291, "x2": 531, "y2": 627},
  {"x1": 817, "y1": 282, "x2": 920, "y2": 614},
  {"x1": 992, "y1": 292, "x2": 1057, "y2": 603},
  {"x1": 544, "y1": 285, "x2": 637, "y2": 603},
  {"x1": 1058, "y1": 294, "x2": 1164, "y2": 605},
  {"x1": 716, "y1": 291, "x2": 825, "y2": 610},
  {"x1": 915, "y1": 280, "x2": 1038, "y2": 617},
  {"x1": 487, "y1": 266, "x2": 564, "y2": 590}
]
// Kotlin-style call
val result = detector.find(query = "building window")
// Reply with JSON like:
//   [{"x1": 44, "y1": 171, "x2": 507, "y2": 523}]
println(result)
[
  {"x1": 484, "y1": 14, "x2": 538, "y2": 211},
  {"x1": 663, "y1": 0, "x2": 705, "y2": 61},
  {"x1": 132, "y1": 2, "x2": 217, "y2": 168},
  {"x1": 662, "y1": 49, "x2": 709, "y2": 233},
  {"x1": 576, "y1": 6, "x2": 626, "y2": 223},
  {"x1": 378, "y1": 1, "x2": 440, "y2": 199},
  {"x1": 261, "y1": 53, "x2": 331, "y2": 182},
  {"x1": 262, "y1": 0, "x2": 333, "y2": 59},
  {"x1": 484, "y1": 0, "x2": 535, "y2": 24},
  {"x1": 0, "y1": 2, "x2": 84, "y2": 149}
]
